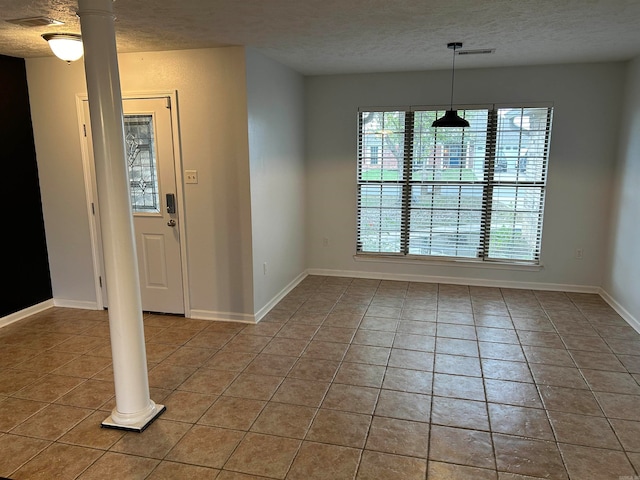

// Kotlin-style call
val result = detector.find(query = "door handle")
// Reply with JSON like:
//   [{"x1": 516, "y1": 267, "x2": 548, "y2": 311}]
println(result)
[
  {"x1": 167, "y1": 219, "x2": 176, "y2": 227},
  {"x1": 166, "y1": 193, "x2": 176, "y2": 214}
]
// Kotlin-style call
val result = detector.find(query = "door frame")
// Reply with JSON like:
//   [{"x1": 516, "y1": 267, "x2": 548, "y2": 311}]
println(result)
[{"x1": 76, "y1": 90, "x2": 191, "y2": 316}]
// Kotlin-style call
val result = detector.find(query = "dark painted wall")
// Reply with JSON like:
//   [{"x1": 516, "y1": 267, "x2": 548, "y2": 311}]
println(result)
[{"x1": 1, "y1": 54, "x2": 52, "y2": 317}]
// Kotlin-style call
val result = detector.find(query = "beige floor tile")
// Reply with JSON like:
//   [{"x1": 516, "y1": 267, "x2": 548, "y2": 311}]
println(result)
[
  {"x1": 352, "y1": 329, "x2": 395, "y2": 347},
  {"x1": 224, "y1": 432, "x2": 300, "y2": 479},
  {"x1": 393, "y1": 333, "x2": 436, "y2": 352},
  {"x1": 481, "y1": 359, "x2": 534, "y2": 383},
  {"x1": 433, "y1": 373, "x2": 486, "y2": 401},
  {"x1": 287, "y1": 441, "x2": 361, "y2": 480},
  {"x1": 177, "y1": 368, "x2": 237, "y2": 395},
  {"x1": 0, "y1": 397, "x2": 47, "y2": 432},
  {"x1": 162, "y1": 347, "x2": 216, "y2": 368},
  {"x1": 161, "y1": 390, "x2": 218, "y2": 423},
  {"x1": 387, "y1": 348, "x2": 434, "y2": 371},
  {"x1": 538, "y1": 385, "x2": 603, "y2": 415},
  {"x1": 558, "y1": 443, "x2": 635, "y2": 479},
  {"x1": 302, "y1": 340, "x2": 349, "y2": 361},
  {"x1": 431, "y1": 396, "x2": 489, "y2": 431},
  {"x1": 547, "y1": 410, "x2": 622, "y2": 449},
  {"x1": 610, "y1": 418, "x2": 640, "y2": 452},
  {"x1": 198, "y1": 396, "x2": 265, "y2": 430},
  {"x1": 271, "y1": 378, "x2": 330, "y2": 407},
  {"x1": 77, "y1": 452, "x2": 159, "y2": 480},
  {"x1": 382, "y1": 367, "x2": 432, "y2": 394},
  {"x1": 581, "y1": 368, "x2": 640, "y2": 394},
  {"x1": 321, "y1": 383, "x2": 379, "y2": 414},
  {"x1": 58, "y1": 411, "x2": 125, "y2": 449},
  {"x1": 55, "y1": 379, "x2": 115, "y2": 409},
  {"x1": 148, "y1": 363, "x2": 198, "y2": 390},
  {"x1": 476, "y1": 327, "x2": 519, "y2": 345},
  {"x1": 262, "y1": 337, "x2": 309, "y2": 357},
  {"x1": 365, "y1": 416, "x2": 429, "y2": 457},
  {"x1": 429, "y1": 425, "x2": 495, "y2": 469},
  {"x1": 276, "y1": 323, "x2": 319, "y2": 340},
  {"x1": 357, "y1": 450, "x2": 426, "y2": 480},
  {"x1": 522, "y1": 346, "x2": 576, "y2": 366},
  {"x1": 224, "y1": 373, "x2": 284, "y2": 400},
  {"x1": 488, "y1": 403, "x2": 554, "y2": 440},
  {"x1": 594, "y1": 392, "x2": 640, "y2": 421},
  {"x1": 343, "y1": 344, "x2": 390, "y2": 365},
  {"x1": 146, "y1": 461, "x2": 219, "y2": 479},
  {"x1": 0, "y1": 433, "x2": 50, "y2": 477},
  {"x1": 13, "y1": 442, "x2": 103, "y2": 480},
  {"x1": 428, "y1": 461, "x2": 498, "y2": 480},
  {"x1": 397, "y1": 320, "x2": 436, "y2": 335},
  {"x1": 13, "y1": 373, "x2": 84, "y2": 402},
  {"x1": 203, "y1": 350, "x2": 256, "y2": 371},
  {"x1": 13, "y1": 350, "x2": 79, "y2": 373},
  {"x1": 12, "y1": 403, "x2": 92, "y2": 440},
  {"x1": 243, "y1": 353, "x2": 298, "y2": 377},
  {"x1": 288, "y1": 358, "x2": 340, "y2": 382},
  {"x1": 479, "y1": 342, "x2": 526, "y2": 362},
  {"x1": 436, "y1": 323, "x2": 477, "y2": 340},
  {"x1": 434, "y1": 353, "x2": 482, "y2": 376},
  {"x1": 250, "y1": 402, "x2": 316, "y2": 439},
  {"x1": 166, "y1": 425, "x2": 244, "y2": 468},
  {"x1": 484, "y1": 379, "x2": 542, "y2": 408},
  {"x1": 569, "y1": 350, "x2": 626, "y2": 371},
  {"x1": 312, "y1": 326, "x2": 357, "y2": 343},
  {"x1": 306, "y1": 409, "x2": 371, "y2": 448},
  {"x1": 110, "y1": 419, "x2": 191, "y2": 459},
  {"x1": 375, "y1": 389, "x2": 430, "y2": 422},
  {"x1": 224, "y1": 334, "x2": 271, "y2": 353},
  {"x1": 493, "y1": 434, "x2": 567, "y2": 479},
  {"x1": 436, "y1": 337, "x2": 479, "y2": 357},
  {"x1": 51, "y1": 355, "x2": 112, "y2": 378},
  {"x1": 334, "y1": 362, "x2": 385, "y2": 388}
]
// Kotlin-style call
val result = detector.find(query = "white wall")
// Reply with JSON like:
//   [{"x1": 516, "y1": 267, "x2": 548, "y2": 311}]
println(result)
[
  {"x1": 603, "y1": 55, "x2": 640, "y2": 327},
  {"x1": 26, "y1": 47, "x2": 255, "y2": 319},
  {"x1": 245, "y1": 49, "x2": 306, "y2": 316},
  {"x1": 305, "y1": 63, "x2": 625, "y2": 289}
]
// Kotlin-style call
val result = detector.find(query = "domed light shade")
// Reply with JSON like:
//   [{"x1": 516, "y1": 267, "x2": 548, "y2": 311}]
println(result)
[{"x1": 42, "y1": 33, "x2": 84, "y2": 62}]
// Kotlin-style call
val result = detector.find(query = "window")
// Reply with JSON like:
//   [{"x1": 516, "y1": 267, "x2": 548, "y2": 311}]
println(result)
[{"x1": 357, "y1": 105, "x2": 553, "y2": 264}]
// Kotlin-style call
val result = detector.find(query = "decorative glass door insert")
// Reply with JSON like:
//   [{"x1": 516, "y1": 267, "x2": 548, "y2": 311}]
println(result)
[{"x1": 125, "y1": 115, "x2": 160, "y2": 214}]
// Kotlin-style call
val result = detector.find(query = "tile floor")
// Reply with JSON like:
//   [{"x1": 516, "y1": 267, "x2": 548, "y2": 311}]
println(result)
[{"x1": 1, "y1": 275, "x2": 640, "y2": 479}]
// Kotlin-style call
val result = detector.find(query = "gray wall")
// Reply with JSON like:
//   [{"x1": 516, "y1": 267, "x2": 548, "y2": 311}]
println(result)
[
  {"x1": 305, "y1": 63, "x2": 625, "y2": 290},
  {"x1": 604, "y1": 55, "x2": 640, "y2": 327},
  {"x1": 245, "y1": 49, "x2": 307, "y2": 316}
]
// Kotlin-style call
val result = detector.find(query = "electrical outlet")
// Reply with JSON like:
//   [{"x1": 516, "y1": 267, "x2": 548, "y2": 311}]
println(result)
[
  {"x1": 322, "y1": 237, "x2": 329, "y2": 247},
  {"x1": 575, "y1": 248, "x2": 584, "y2": 260},
  {"x1": 185, "y1": 169, "x2": 198, "y2": 184}
]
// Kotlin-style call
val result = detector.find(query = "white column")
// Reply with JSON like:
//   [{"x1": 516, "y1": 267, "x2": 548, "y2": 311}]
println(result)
[{"x1": 77, "y1": 0, "x2": 164, "y2": 431}]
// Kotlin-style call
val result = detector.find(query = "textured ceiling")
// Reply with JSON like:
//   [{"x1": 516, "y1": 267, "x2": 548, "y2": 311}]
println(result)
[{"x1": 1, "y1": 0, "x2": 639, "y2": 75}]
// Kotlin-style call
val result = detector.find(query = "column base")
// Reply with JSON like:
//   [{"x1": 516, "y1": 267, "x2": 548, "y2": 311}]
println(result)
[{"x1": 101, "y1": 404, "x2": 166, "y2": 432}]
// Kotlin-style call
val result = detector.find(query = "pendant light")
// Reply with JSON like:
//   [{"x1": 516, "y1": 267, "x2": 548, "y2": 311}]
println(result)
[
  {"x1": 42, "y1": 33, "x2": 84, "y2": 63},
  {"x1": 432, "y1": 42, "x2": 469, "y2": 128}
]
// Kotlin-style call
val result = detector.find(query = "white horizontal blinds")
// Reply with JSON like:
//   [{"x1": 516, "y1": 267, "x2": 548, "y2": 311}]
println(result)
[
  {"x1": 410, "y1": 109, "x2": 489, "y2": 258},
  {"x1": 486, "y1": 107, "x2": 553, "y2": 262},
  {"x1": 357, "y1": 110, "x2": 407, "y2": 254},
  {"x1": 356, "y1": 104, "x2": 553, "y2": 264}
]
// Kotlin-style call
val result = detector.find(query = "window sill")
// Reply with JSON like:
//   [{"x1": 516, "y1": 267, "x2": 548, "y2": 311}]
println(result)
[{"x1": 353, "y1": 254, "x2": 544, "y2": 272}]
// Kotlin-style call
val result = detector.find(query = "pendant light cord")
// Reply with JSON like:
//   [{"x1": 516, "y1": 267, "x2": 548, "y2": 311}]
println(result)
[{"x1": 449, "y1": 44, "x2": 457, "y2": 110}]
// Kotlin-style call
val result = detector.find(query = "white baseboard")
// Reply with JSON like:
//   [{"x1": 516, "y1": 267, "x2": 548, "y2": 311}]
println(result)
[
  {"x1": 599, "y1": 288, "x2": 640, "y2": 334},
  {"x1": 189, "y1": 309, "x2": 256, "y2": 324},
  {"x1": 53, "y1": 298, "x2": 101, "y2": 310},
  {"x1": 0, "y1": 299, "x2": 54, "y2": 329},
  {"x1": 306, "y1": 268, "x2": 600, "y2": 294},
  {"x1": 254, "y1": 271, "x2": 309, "y2": 322}
]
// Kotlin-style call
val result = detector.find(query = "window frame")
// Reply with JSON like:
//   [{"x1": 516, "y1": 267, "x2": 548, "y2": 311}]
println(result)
[{"x1": 356, "y1": 103, "x2": 554, "y2": 266}]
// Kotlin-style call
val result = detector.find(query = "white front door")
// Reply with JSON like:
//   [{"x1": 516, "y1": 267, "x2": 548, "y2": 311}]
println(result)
[{"x1": 82, "y1": 96, "x2": 185, "y2": 314}]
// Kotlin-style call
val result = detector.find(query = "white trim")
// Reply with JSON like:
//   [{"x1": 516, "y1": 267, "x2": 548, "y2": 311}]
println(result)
[
  {"x1": 599, "y1": 288, "x2": 640, "y2": 335},
  {"x1": 254, "y1": 271, "x2": 309, "y2": 322},
  {"x1": 307, "y1": 268, "x2": 600, "y2": 293},
  {"x1": 189, "y1": 309, "x2": 256, "y2": 324},
  {"x1": 0, "y1": 300, "x2": 54, "y2": 329},
  {"x1": 53, "y1": 298, "x2": 101, "y2": 310},
  {"x1": 353, "y1": 254, "x2": 543, "y2": 272}
]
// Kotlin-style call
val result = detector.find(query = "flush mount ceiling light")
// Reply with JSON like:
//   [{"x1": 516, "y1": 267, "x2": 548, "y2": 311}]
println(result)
[
  {"x1": 432, "y1": 42, "x2": 469, "y2": 128},
  {"x1": 42, "y1": 33, "x2": 84, "y2": 63}
]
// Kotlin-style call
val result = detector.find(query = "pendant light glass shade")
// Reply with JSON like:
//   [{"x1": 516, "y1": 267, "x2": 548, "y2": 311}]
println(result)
[
  {"x1": 42, "y1": 33, "x2": 84, "y2": 62},
  {"x1": 432, "y1": 42, "x2": 469, "y2": 128}
]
